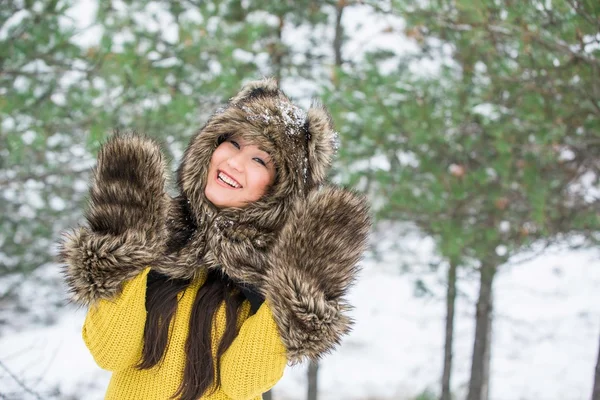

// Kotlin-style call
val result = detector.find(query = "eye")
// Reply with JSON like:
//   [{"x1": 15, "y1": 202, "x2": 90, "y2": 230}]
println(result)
[
  {"x1": 229, "y1": 139, "x2": 240, "y2": 149},
  {"x1": 253, "y1": 157, "x2": 267, "y2": 167}
]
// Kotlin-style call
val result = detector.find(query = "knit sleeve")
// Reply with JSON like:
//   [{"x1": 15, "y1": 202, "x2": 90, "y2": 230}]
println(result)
[
  {"x1": 219, "y1": 300, "x2": 288, "y2": 400},
  {"x1": 82, "y1": 267, "x2": 150, "y2": 372}
]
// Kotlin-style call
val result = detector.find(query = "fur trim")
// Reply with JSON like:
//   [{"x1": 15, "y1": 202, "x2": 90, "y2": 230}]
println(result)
[
  {"x1": 202, "y1": 213, "x2": 274, "y2": 284},
  {"x1": 264, "y1": 186, "x2": 371, "y2": 363},
  {"x1": 229, "y1": 77, "x2": 279, "y2": 104},
  {"x1": 305, "y1": 103, "x2": 337, "y2": 188},
  {"x1": 58, "y1": 133, "x2": 170, "y2": 305},
  {"x1": 153, "y1": 202, "x2": 275, "y2": 284},
  {"x1": 60, "y1": 228, "x2": 159, "y2": 305}
]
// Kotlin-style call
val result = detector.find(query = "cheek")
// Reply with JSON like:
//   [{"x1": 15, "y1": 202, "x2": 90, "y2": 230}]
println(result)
[
  {"x1": 248, "y1": 168, "x2": 274, "y2": 195},
  {"x1": 210, "y1": 146, "x2": 227, "y2": 167}
]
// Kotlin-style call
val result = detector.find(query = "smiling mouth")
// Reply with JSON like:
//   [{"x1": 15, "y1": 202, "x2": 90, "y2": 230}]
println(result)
[{"x1": 217, "y1": 171, "x2": 242, "y2": 188}]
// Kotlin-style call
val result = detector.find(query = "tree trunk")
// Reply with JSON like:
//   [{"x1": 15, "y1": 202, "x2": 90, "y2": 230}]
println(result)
[
  {"x1": 307, "y1": 360, "x2": 319, "y2": 400},
  {"x1": 466, "y1": 262, "x2": 496, "y2": 400},
  {"x1": 333, "y1": 1, "x2": 345, "y2": 67},
  {"x1": 592, "y1": 326, "x2": 600, "y2": 400},
  {"x1": 273, "y1": 15, "x2": 284, "y2": 83},
  {"x1": 263, "y1": 390, "x2": 273, "y2": 400},
  {"x1": 441, "y1": 261, "x2": 458, "y2": 400},
  {"x1": 481, "y1": 289, "x2": 493, "y2": 400}
]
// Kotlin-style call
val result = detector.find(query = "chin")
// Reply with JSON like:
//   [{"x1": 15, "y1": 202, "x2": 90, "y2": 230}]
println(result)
[{"x1": 205, "y1": 191, "x2": 235, "y2": 209}]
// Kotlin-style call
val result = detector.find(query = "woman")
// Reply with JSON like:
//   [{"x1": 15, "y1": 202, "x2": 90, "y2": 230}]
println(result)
[{"x1": 59, "y1": 78, "x2": 370, "y2": 400}]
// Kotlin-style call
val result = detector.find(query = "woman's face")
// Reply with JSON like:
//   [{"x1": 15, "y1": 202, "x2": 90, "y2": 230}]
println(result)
[{"x1": 205, "y1": 135, "x2": 276, "y2": 208}]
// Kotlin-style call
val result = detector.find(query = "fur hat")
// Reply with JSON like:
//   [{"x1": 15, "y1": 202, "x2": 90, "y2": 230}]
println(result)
[{"x1": 178, "y1": 77, "x2": 338, "y2": 231}]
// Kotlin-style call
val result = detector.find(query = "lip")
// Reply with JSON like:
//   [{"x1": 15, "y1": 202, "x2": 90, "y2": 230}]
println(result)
[{"x1": 216, "y1": 169, "x2": 242, "y2": 189}]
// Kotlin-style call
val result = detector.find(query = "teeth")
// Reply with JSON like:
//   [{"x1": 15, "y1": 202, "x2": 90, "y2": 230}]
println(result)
[{"x1": 218, "y1": 172, "x2": 241, "y2": 188}]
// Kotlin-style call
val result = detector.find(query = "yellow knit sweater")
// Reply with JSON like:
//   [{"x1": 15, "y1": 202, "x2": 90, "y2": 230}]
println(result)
[{"x1": 83, "y1": 267, "x2": 288, "y2": 400}]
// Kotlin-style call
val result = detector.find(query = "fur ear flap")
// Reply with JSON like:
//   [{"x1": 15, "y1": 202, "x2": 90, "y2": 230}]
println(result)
[
  {"x1": 229, "y1": 77, "x2": 280, "y2": 104},
  {"x1": 305, "y1": 102, "x2": 338, "y2": 188}
]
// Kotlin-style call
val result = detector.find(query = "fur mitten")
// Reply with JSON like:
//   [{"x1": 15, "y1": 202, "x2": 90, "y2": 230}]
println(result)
[
  {"x1": 59, "y1": 133, "x2": 170, "y2": 305},
  {"x1": 263, "y1": 186, "x2": 371, "y2": 363}
]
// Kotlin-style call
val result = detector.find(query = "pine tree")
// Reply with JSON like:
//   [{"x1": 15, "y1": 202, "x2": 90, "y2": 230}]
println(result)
[{"x1": 324, "y1": 0, "x2": 600, "y2": 398}]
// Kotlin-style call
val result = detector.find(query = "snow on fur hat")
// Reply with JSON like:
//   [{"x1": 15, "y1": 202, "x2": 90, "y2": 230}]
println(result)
[{"x1": 177, "y1": 78, "x2": 338, "y2": 231}]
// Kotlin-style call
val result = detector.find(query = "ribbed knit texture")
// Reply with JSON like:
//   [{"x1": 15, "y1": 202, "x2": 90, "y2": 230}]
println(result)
[{"x1": 83, "y1": 267, "x2": 287, "y2": 400}]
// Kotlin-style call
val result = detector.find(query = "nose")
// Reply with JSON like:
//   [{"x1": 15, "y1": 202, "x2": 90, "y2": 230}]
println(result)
[{"x1": 226, "y1": 152, "x2": 245, "y2": 172}]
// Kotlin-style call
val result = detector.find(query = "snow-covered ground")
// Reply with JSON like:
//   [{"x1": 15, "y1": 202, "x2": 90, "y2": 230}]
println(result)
[{"x1": 1, "y1": 243, "x2": 598, "y2": 400}]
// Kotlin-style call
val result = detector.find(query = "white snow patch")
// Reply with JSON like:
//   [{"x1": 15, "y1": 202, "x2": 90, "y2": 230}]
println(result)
[
  {"x1": 343, "y1": 5, "x2": 417, "y2": 64},
  {"x1": 0, "y1": 10, "x2": 30, "y2": 41},
  {"x1": 64, "y1": 0, "x2": 101, "y2": 48},
  {"x1": 233, "y1": 48, "x2": 255, "y2": 64},
  {"x1": 22, "y1": 130, "x2": 37, "y2": 145},
  {"x1": 49, "y1": 196, "x2": 66, "y2": 211}
]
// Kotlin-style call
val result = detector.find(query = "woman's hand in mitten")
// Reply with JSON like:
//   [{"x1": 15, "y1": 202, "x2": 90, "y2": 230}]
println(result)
[
  {"x1": 263, "y1": 186, "x2": 371, "y2": 363},
  {"x1": 59, "y1": 133, "x2": 171, "y2": 305}
]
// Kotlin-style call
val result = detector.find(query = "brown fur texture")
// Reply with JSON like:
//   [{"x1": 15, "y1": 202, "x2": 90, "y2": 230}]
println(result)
[
  {"x1": 59, "y1": 79, "x2": 371, "y2": 363},
  {"x1": 264, "y1": 186, "x2": 371, "y2": 363},
  {"x1": 59, "y1": 133, "x2": 170, "y2": 304}
]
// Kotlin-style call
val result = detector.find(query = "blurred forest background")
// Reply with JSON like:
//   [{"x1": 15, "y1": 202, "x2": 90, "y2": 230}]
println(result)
[{"x1": 1, "y1": 0, "x2": 599, "y2": 399}]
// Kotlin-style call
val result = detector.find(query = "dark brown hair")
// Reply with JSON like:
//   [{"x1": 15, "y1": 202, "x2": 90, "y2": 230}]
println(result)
[{"x1": 139, "y1": 269, "x2": 245, "y2": 400}]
